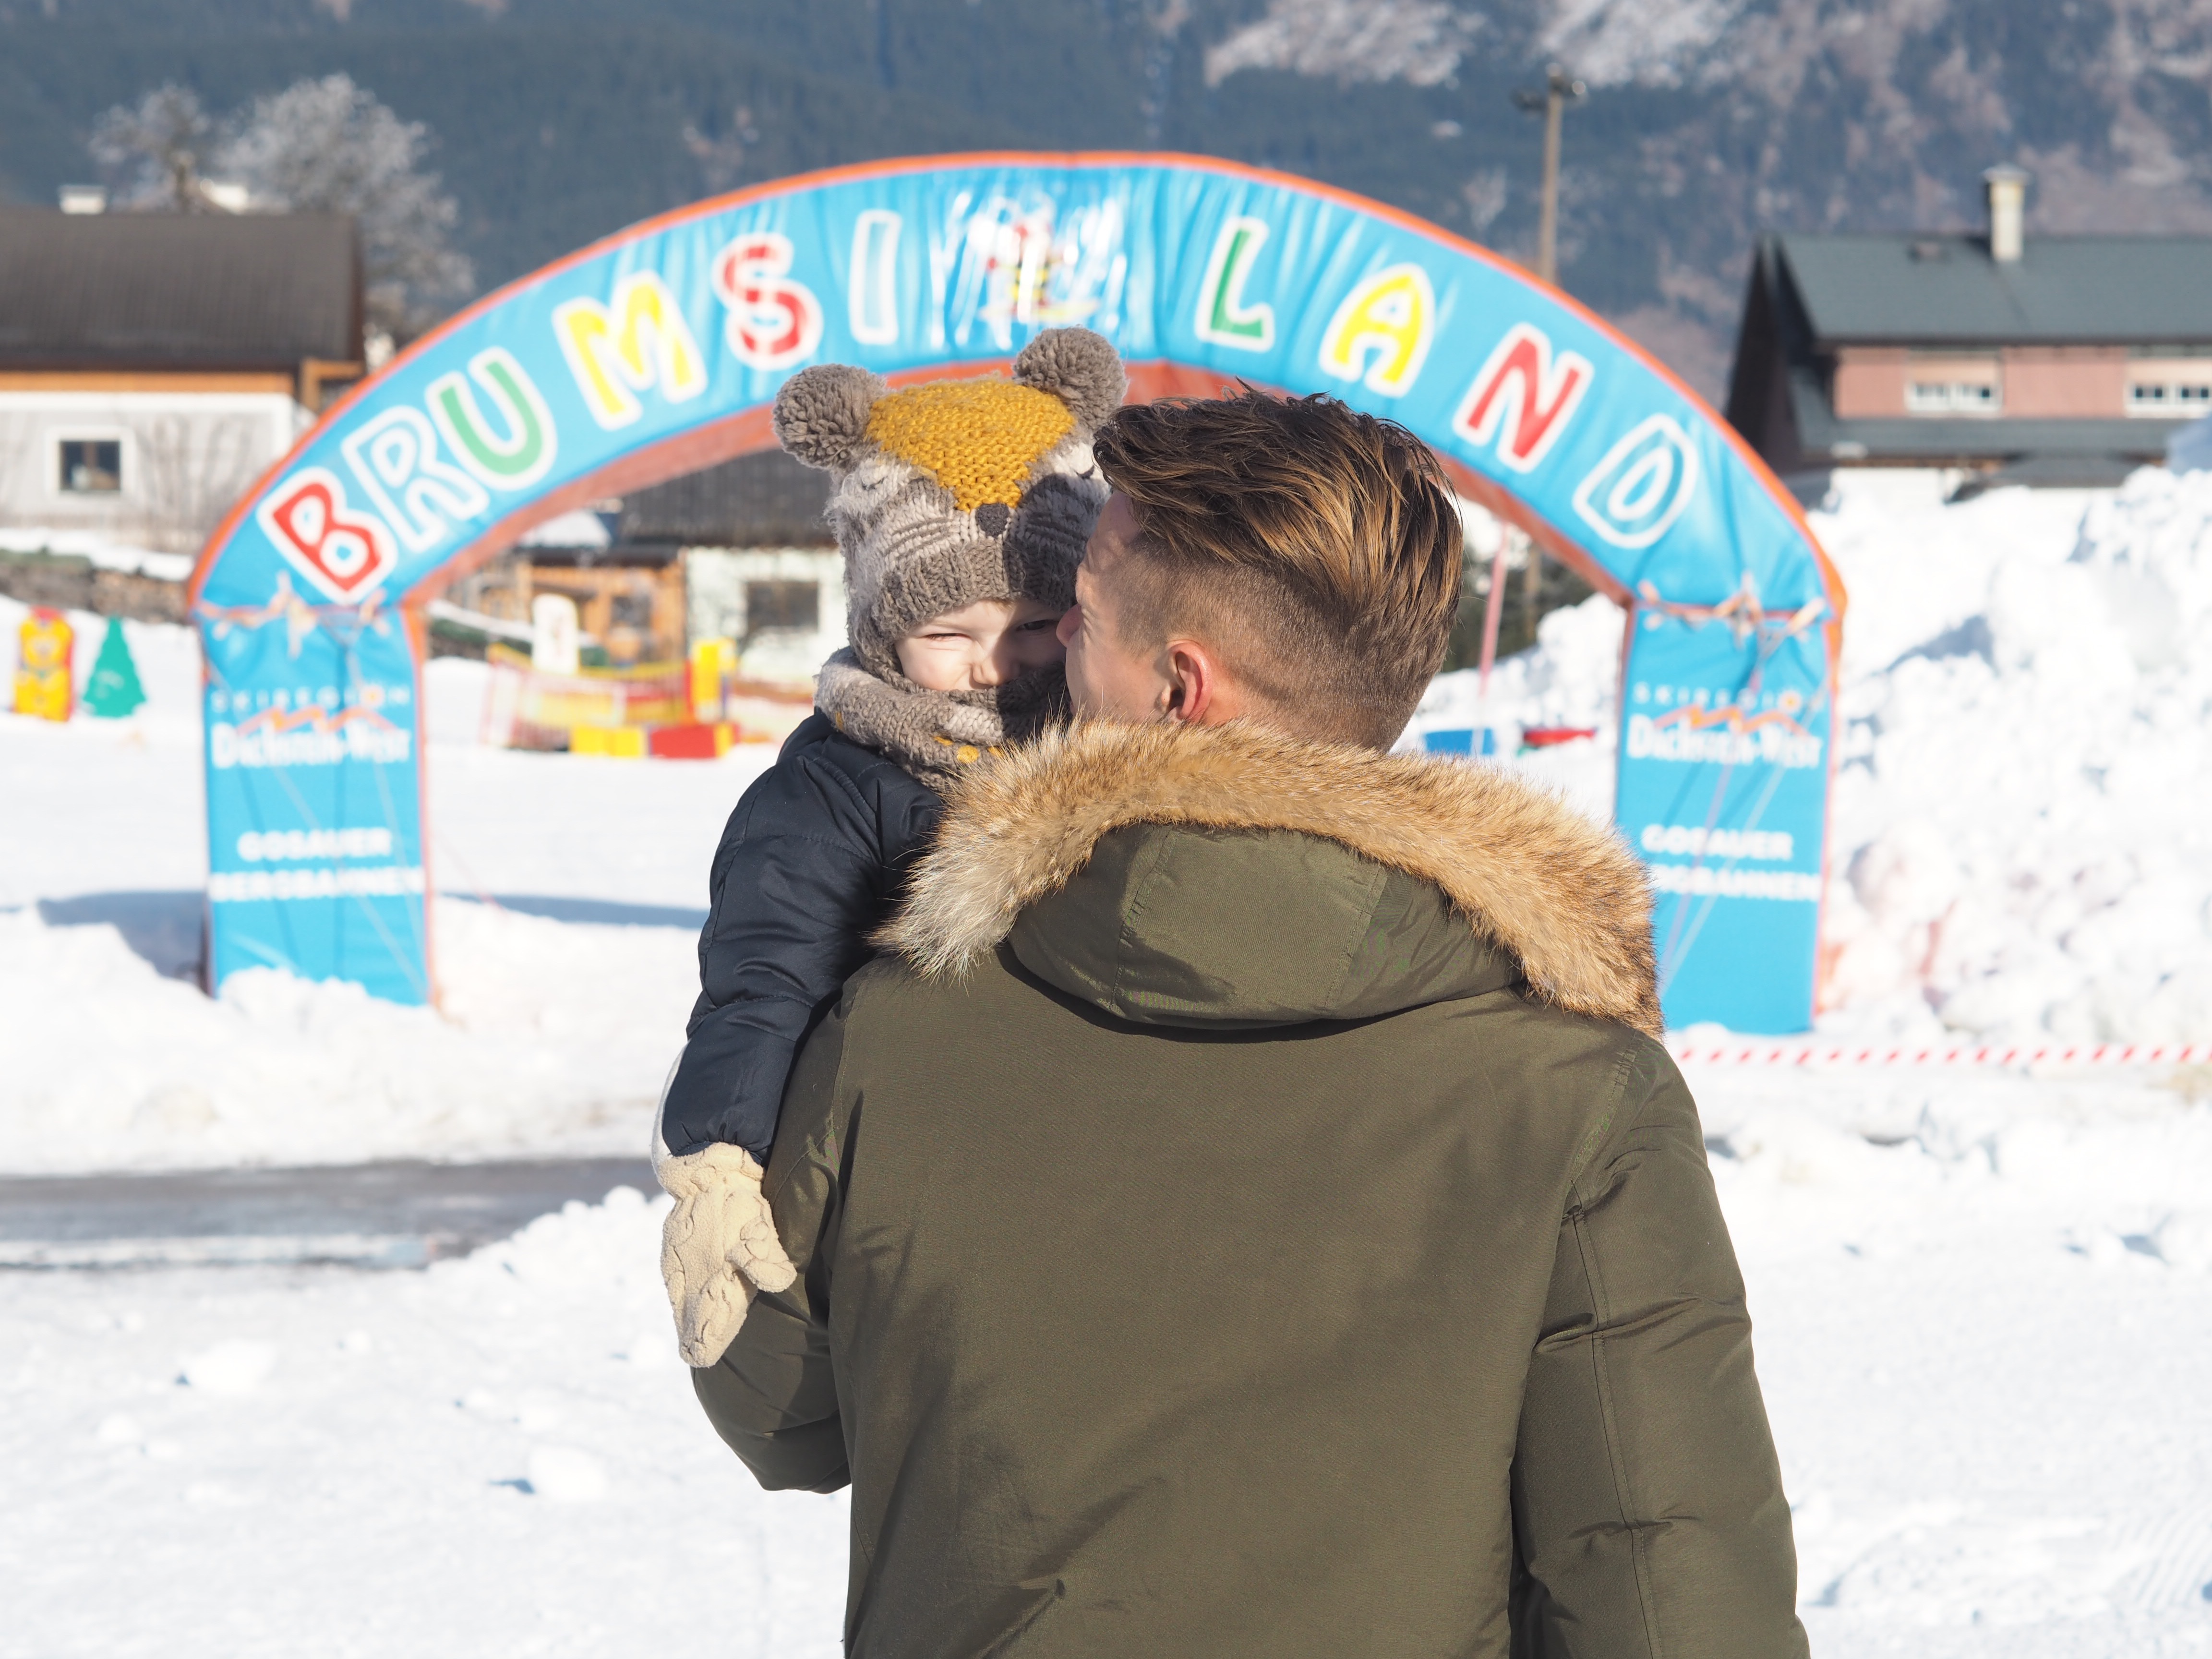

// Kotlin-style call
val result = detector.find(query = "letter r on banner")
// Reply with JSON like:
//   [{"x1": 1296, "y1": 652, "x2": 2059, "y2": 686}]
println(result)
[
  {"x1": 1453, "y1": 323, "x2": 1593, "y2": 473},
  {"x1": 254, "y1": 468, "x2": 398, "y2": 602}
]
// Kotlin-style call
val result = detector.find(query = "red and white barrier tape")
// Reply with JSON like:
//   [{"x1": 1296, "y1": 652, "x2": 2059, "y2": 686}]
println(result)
[{"x1": 1671, "y1": 1042, "x2": 2210, "y2": 1068}]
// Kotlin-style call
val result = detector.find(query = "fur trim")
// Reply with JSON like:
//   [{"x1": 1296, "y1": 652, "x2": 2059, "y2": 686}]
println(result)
[
  {"x1": 880, "y1": 720, "x2": 1663, "y2": 1036},
  {"x1": 1012, "y1": 327, "x2": 1128, "y2": 432},
  {"x1": 773, "y1": 363, "x2": 886, "y2": 470}
]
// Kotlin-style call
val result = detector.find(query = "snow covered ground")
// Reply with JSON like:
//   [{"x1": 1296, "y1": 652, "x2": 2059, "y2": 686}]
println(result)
[
  {"x1": 4, "y1": 468, "x2": 2212, "y2": 1655},
  {"x1": 0, "y1": 601, "x2": 775, "y2": 1172}
]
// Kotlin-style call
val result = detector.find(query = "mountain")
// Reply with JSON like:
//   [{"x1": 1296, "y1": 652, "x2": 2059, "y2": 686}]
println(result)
[{"x1": 3, "y1": 0, "x2": 2209, "y2": 402}]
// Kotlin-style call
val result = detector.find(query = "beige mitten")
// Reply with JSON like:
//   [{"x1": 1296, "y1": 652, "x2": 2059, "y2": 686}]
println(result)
[{"x1": 656, "y1": 1143, "x2": 800, "y2": 1368}]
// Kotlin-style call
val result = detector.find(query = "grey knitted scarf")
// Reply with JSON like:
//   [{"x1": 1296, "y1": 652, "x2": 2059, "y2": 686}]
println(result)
[{"x1": 814, "y1": 648, "x2": 1069, "y2": 792}]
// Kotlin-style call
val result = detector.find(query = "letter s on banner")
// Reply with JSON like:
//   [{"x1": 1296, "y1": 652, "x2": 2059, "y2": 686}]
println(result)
[
  {"x1": 1452, "y1": 322, "x2": 1592, "y2": 473},
  {"x1": 1572, "y1": 414, "x2": 1700, "y2": 549},
  {"x1": 254, "y1": 468, "x2": 398, "y2": 601},
  {"x1": 713, "y1": 232, "x2": 825, "y2": 370}
]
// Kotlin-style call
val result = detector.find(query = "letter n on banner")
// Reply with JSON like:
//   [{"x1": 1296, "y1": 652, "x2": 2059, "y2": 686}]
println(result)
[{"x1": 1453, "y1": 323, "x2": 1592, "y2": 472}]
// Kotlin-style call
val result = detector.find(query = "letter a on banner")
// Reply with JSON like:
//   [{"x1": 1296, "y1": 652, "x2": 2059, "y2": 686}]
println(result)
[{"x1": 1319, "y1": 263, "x2": 1434, "y2": 395}]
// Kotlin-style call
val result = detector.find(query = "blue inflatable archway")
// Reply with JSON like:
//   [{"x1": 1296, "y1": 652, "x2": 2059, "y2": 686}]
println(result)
[{"x1": 189, "y1": 152, "x2": 1846, "y2": 1033}]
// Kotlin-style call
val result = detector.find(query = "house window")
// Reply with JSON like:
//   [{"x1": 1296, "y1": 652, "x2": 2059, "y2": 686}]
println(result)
[
  {"x1": 744, "y1": 580, "x2": 819, "y2": 639},
  {"x1": 1903, "y1": 354, "x2": 2001, "y2": 417},
  {"x1": 58, "y1": 438, "x2": 122, "y2": 493},
  {"x1": 2126, "y1": 379, "x2": 2212, "y2": 417},
  {"x1": 1905, "y1": 380, "x2": 2001, "y2": 415}
]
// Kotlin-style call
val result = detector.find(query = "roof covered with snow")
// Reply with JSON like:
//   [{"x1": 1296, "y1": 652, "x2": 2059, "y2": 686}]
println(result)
[
  {"x1": 1774, "y1": 232, "x2": 2212, "y2": 347},
  {"x1": 0, "y1": 208, "x2": 362, "y2": 369}
]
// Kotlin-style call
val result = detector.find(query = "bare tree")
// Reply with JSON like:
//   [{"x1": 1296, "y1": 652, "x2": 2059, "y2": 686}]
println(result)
[
  {"x1": 90, "y1": 84, "x2": 216, "y2": 211},
  {"x1": 216, "y1": 74, "x2": 474, "y2": 342},
  {"x1": 132, "y1": 412, "x2": 272, "y2": 554}
]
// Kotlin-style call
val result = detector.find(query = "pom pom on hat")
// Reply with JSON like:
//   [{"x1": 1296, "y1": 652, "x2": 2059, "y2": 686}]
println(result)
[
  {"x1": 773, "y1": 363, "x2": 887, "y2": 472},
  {"x1": 1012, "y1": 328, "x2": 1127, "y2": 433}
]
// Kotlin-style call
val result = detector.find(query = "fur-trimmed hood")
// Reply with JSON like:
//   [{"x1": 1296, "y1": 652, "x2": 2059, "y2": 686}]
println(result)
[{"x1": 880, "y1": 720, "x2": 1662, "y2": 1036}]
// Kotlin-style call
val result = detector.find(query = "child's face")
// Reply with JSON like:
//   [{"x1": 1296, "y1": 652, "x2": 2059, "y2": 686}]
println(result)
[{"x1": 895, "y1": 596, "x2": 1066, "y2": 693}]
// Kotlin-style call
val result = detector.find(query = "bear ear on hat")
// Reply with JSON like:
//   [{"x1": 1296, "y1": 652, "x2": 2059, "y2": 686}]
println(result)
[
  {"x1": 1012, "y1": 328, "x2": 1127, "y2": 434},
  {"x1": 773, "y1": 363, "x2": 887, "y2": 471}
]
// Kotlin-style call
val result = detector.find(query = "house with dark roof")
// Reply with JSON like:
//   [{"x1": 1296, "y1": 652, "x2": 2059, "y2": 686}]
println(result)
[
  {"x1": 0, "y1": 204, "x2": 363, "y2": 550},
  {"x1": 1725, "y1": 168, "x2": 2212, "y2": 489}
]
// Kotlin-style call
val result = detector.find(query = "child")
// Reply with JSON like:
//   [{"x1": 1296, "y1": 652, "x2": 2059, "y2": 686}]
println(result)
[{"x1": 654, "y1": 327, "x2": 1127, "y2": 1366}]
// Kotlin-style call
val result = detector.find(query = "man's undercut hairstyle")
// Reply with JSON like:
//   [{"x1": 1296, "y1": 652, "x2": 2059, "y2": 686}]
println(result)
[{"x1": 1091, "y1": 391, "x2": 1464, "y2": 749}]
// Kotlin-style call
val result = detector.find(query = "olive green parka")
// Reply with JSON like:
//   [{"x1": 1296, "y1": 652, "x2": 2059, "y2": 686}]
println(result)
[{"x1": 697, "y1": 720, "x2": 1806, "y2": 1659}]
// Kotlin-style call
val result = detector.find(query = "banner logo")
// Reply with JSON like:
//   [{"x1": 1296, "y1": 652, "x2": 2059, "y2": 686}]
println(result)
[
  {"x1": 1625, "y1": 702, "x2": 1822, "y2": 769},
  {"x1": 1574, "y1": 415, "x2": 1700, "y2": 549},
  {"x1": 254, "y1": 469, "x2": 398, "y2": 602},
  {"x1": 1194, "y1": 216, "x2": 1275, "y2": 351},
  {"x1": 1453, "y1": 322, "x2": 1592, "y2": 472},
  {"x1": 553, "y1": 272, "x2": 706, "y2": 428},
  {"x1": 713, "y1": 232, "x2": 826, "y2": 370},
  {"x1": 1319, "y1": 263, "x2": 1434, "y2": 396}
]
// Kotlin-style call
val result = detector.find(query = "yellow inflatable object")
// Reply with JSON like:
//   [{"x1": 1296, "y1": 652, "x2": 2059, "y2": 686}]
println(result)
[{"x1": 13, "y1": 608, "x2": 74, "y2": 722}]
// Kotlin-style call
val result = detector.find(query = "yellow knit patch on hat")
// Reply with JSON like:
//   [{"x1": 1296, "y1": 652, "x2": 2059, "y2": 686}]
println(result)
[{"x1": 864, "y1": 379, "x2": 1075, "y2": 513}]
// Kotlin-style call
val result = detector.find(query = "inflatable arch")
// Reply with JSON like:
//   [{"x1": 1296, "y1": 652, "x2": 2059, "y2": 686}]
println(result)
[{"x1": 189, "y1": 152, "x2": 1845, "y2": 1033}]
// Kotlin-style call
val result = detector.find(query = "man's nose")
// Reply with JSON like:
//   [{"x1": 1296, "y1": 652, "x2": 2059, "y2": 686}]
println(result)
[{"x1": 1055, "y1": 605, "x2": 1081, "y2": 647}]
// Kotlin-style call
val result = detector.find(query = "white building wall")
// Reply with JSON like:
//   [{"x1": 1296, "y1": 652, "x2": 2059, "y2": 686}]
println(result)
[
  {"x1": 683, "y1": 546, "x2": 848, "y2": 687},
  {"x1": 0, "y1": 390, "x2": 303, "y2": 553}
]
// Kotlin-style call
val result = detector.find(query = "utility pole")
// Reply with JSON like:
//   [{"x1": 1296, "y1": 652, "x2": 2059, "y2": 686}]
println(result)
[
  {"x1": 1511, "y1": 64, "x2": 1585, "y2": 612},
  {"x1": 1513, "y1": 64, "x2": 1586, "y2": 288}
]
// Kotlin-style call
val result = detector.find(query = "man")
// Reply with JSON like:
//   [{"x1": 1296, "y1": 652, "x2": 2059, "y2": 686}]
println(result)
[{"x1": 696, "y1": 390, "x2": 1807, "y2": 1658}]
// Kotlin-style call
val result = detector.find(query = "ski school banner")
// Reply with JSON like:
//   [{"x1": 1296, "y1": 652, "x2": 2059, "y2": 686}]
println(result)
[{"x1": 189, "y1": 150, "x2": 1845, "y2": 1030}]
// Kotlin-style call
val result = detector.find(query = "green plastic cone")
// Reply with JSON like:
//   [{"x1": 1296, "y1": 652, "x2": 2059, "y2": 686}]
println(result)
[{"x1": 83, "y1": 616, "x2": 146, "y2": 719}]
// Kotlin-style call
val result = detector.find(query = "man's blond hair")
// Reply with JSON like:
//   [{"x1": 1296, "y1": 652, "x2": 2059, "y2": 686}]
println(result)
[{"x1": 1090, "y1": 391, "x2": 1464, "y2": 749}]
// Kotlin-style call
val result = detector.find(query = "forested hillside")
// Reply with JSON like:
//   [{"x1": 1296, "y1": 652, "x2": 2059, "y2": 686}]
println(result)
[{"x1": 4, "y1": 0, "x2": 2210, "y2": 399}]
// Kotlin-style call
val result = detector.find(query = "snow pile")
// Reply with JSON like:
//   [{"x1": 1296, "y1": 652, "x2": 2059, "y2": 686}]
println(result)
[
  {"x1": 1822, "y1": 468, "x2": 2212, "y2": 1043},
  {"x1": 0, "y1": 896, "x2": 697, "y2": 1172},
  {"x1": 1412, "y1": 467, "x2": 2212, "y2": 1044}
]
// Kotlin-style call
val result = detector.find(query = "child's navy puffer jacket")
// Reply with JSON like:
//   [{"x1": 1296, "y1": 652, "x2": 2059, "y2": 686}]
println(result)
[{"x1": 658, "y1": 712, "x2": 941, "y2": 1159}]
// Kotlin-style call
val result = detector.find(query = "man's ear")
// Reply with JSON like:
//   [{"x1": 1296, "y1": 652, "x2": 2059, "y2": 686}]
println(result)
[{"x1": 1161, "y1": 639, "x2": 1220, "y2": 724}]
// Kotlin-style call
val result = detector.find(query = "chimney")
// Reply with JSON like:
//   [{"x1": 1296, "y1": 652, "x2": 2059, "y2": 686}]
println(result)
[
  {"x1": 57, "y1": 184, "x2": 108, "y2": 215},
  {"x1": 1984, "y1": 164, "x2": 2029, "y2": 264}
]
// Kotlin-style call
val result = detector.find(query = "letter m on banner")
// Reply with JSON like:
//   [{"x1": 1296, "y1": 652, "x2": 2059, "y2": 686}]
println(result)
[
  {"x1": 553, "y1": 273, "x2": 707, "y2": 430},
  {"x1": 1452, "y1": 323, "x2": 1593, "y2": 474}
]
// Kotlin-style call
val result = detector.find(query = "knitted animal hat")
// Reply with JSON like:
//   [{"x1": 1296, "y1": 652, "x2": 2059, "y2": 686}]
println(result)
[{"x1": 772, "y1": 328, "x2": 1126, "y2": 684}]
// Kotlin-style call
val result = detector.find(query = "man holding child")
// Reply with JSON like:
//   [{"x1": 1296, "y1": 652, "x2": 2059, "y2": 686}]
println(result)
[{"x1": 660, "y1": 329, "x2": 1805, "y2": 1658}]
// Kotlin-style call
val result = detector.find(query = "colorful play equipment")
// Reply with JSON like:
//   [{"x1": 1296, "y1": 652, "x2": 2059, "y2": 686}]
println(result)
[
  {"x1": 475, "y1": 636, "x2": 809, "y2": 756},
  {"x1": 188, "y1": 153, "x2": 1844, "y2": 1028},
  {"x1": 13, "y1": 607, "x2": 74, "y2": 721},
  {"x1": 83, "y1": 617, "x2": 147, "y2": 719}
]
